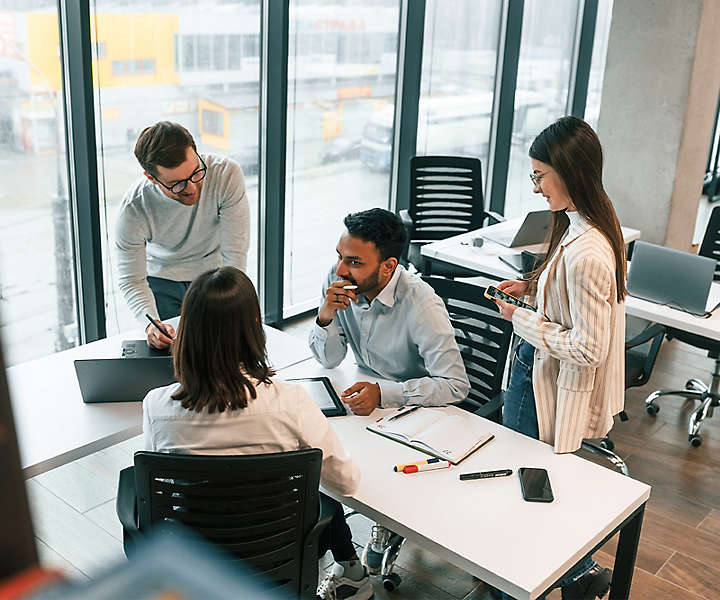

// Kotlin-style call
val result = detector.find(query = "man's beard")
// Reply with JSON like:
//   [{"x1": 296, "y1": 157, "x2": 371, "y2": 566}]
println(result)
[{"x1": 354, "y1": 266, "x2": 381, "y2": 296}]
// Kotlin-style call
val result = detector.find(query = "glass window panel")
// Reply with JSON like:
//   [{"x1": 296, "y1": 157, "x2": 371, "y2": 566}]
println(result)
[
  {"x1": 196, "y1": 34, "x2": 211, "y2": 70},
  {"x1": 181, "y1": 35, "x2": 194, "y2": 71},
  {"x1": 92, "y1": 1, "x2": 261, "y2": 336},
  {"x1": 585, "y1": 0, "x2": 613, "y2": 130},
  {"x1": 0, "y1": 3, "x2": 78, "y2": 365},
  {"x1": 417, "y1": 0, "x2": 503, "y2": 190},
  {"x1": 504, "y1": 0, "x2": 580, "y2": 219},
  {"x1": 284, "y1": 0, "x2": 400, "y2": 316},
  {"x1": 212, "y1": 35, "x2": 226, "y2": 70},
  {"x1": 228, "y1": 34, "x2": 242, "y2": 69}
]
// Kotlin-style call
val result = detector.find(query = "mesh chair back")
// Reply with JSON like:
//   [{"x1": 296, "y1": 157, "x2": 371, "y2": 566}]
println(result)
[
  {"x1": 422, "y1": 276, "x2": 513, "y2": 411},
  {"x1": 410, "y1": 156, "x2": 485, "y2": 242},
  {"x1": 133, "y1": 449, "x2": 322, "y2": 597},
  {"x1": 698, "y1": 205, "x2": 720, "y2": 280}
]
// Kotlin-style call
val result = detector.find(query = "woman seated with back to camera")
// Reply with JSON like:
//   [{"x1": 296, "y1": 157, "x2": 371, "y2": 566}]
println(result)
[{"x1": 142, "y1": 266, "x2": 373, "y2": 600}]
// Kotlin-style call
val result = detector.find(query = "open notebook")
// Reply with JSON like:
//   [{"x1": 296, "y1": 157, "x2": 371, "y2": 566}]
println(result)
[{"x1": 366, "y1": 406, "x2": 494, "y2": 465}]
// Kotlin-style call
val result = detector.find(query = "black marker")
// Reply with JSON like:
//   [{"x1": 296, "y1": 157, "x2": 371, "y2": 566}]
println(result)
[
  {"x1": 145, "y1": 313, "x2": 172, "y2": 339},
  {"x1": 459, "y1": 469, "x2": 513, "y2": 481}
]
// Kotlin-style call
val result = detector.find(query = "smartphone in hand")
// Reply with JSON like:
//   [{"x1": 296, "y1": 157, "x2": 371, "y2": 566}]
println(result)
[{"x1": 484, "y1": 285, "x2": 536, "y2": 311}]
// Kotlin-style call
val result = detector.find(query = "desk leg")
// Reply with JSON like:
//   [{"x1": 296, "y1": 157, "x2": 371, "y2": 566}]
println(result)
[{"x1": 609, "y1": 504, "x2": 645, "y2": 600}]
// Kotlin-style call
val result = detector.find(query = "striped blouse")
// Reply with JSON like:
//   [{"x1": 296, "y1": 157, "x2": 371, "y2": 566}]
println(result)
[{"x1": 511, "y1": 211, "x2": 625, "y2": 453}]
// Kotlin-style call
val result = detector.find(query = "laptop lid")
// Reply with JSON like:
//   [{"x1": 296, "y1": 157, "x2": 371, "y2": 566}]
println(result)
[
  {"x1": 75, "y1": 357, "x2": 176, "y2": 403},
  {"x1": 482, "y1": 210, "x2": 552, "y2": 247},
  {"x1": 627, "y1": 241, "x2": 716, "y2": 315}
]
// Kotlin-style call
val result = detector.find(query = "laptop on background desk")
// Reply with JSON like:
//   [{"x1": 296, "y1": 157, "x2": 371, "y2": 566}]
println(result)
[
  {"x1": 627, "y1": 241, "x2": 717, "y2": 316},
  {"x1": 481, "y1": 210, "x2": 552, "y2": 247}
]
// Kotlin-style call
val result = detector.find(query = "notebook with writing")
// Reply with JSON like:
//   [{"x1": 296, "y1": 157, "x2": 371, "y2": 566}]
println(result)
[{"x1": 366, "y1": 406, "x2": 494, "y2": 465}]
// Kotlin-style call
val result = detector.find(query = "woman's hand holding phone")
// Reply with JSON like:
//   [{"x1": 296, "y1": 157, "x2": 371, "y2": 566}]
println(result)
[
  {"x1": 493, "y1": 280, "x2": 530, "y2": 321},
  {"x1": 497, "y1": 279, "x2": 529, "y2": 298}
]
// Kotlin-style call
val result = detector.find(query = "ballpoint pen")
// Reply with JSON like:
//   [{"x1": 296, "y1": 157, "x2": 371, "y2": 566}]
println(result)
[{"x1": 387, "y1": 405, "x2": 420, "y2": 422}]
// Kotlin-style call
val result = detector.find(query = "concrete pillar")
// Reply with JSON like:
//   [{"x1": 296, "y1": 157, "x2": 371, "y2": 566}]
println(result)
[{"x1": 597, "y1": 0, "x2": 720, "y2": 250}]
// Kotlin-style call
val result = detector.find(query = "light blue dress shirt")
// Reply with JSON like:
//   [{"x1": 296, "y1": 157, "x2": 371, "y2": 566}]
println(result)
[{"x1": 309, "y1": 265, "x2": 470, "y2": 407}]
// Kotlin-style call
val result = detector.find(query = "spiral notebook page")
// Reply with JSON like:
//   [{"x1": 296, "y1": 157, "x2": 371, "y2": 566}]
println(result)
[{"x1": 368, "y1": 407, "x2": 494, "y2": 464}]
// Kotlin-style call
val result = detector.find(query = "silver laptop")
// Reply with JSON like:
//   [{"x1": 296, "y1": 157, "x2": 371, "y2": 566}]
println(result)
[
  {"x1": 627, "y1": 241, "x2": 717, "y2": 316},
  {"x1": 481, "y1": 210, "x2": 552, "y2": 247}
]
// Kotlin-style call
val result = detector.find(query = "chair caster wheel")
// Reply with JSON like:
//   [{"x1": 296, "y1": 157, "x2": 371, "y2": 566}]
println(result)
[
  {"x1": 646, "y1": 403, "x2": 659, "y2": 416},
  {"x1": 689, "y1": 435, "x2": 703, "y2": 447},
  {"x1": 383, "y1": 573, "x2": 402, "y2": 591},
  {"x1": 600, "y1": 438, "x2": 615, "y2": 451}
]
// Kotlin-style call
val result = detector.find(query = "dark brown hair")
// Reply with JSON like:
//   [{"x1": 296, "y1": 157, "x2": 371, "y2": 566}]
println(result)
[
  {"x1": 528, "y1": 116, "x2": 627, "y2": 302},
  {"x1": 171, "y1": 267, "x2": 275, "y2": 413},
  {"x1": 134, "y1": 121, "x2": 197, "y2": 176}
]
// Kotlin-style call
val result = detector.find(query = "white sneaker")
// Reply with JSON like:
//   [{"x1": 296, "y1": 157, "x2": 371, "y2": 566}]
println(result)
[{"x1": 316, "y1": 563, "x2": 373, "y2": 600}]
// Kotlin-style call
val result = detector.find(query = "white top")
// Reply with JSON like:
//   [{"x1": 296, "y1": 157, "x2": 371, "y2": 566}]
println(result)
[
  {"x1": 143, "y1": 379, "x2": 361, "y2": 496},
  {"x1": 535, "y1": 210, "x2": 586, "y2": 300}
]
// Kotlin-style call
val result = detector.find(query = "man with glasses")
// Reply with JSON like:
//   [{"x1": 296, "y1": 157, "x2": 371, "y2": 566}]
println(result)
[{"x1": 116, "y1": 121, "x2": 250, "y2": 348}]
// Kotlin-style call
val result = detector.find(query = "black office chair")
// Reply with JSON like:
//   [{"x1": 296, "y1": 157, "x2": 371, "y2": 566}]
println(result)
[
  {"x1": 399, "y1": 156, "x2": 503, "y2": 277},
  {"x1": 645, "y1": 206, "x2": 720, "y2": 446},
  {"x1": 117, "y1": 449, "x2": 332, "y2": 598},
  {"x1": 360, "y1": 276, "x2": 513, "y2": 593},
  {"x1": 422, "y1": 276, "x2": 513, "y2": 421}
]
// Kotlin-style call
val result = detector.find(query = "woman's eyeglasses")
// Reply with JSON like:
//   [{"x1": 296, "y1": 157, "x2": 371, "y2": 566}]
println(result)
[
  {"x1": 154, "y1": 152, "x2": 207, "y2": 194},
  {"x1": 529, "y1": 170, "x2": 549, "y2": 187}
]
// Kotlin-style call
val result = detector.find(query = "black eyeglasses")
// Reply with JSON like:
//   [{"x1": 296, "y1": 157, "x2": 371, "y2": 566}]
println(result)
[
  {"x1": 154, "y1": 152, "x2": 207, "y2": 194},
  {"x1": 529, "y1": 170, "x2": 549, "y2": 187}
]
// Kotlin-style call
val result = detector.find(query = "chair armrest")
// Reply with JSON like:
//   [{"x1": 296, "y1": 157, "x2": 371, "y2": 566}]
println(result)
[
  {"x1": 625, "y1": 323, "x2": 665, "y2": 350},
  {"x1": 306, "y1": 495, "x2": 335, "y2": 549},
  {"x1": 301, "y1": 494, "x2": 336, "y2": 595},
  {"x1": 475, "y1": 391, "x2": 504, "y2": 419},
  {"x1": 116, "y1": 466, "x2": 139, "y2": 536},
  {"x1": 484, "y1": 211, "x2": 505, "y2": 225}
]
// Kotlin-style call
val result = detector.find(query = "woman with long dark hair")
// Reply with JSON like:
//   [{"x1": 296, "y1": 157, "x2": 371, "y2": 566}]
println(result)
[
  {"x1": 493, "y1": 116, "x2": 626, "y2": 600},
  {"x1": 143, "y1": 266, "x2": 373, "y2": 600}
]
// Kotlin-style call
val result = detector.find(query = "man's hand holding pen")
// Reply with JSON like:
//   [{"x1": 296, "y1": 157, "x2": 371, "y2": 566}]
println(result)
[{"x1": 145, "y1": 313, "x2": 175, "y2": 349}]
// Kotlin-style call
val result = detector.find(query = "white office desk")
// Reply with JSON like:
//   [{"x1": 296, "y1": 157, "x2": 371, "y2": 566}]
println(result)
[
  {"x1": 625, "y1": 283, "x2": 720, "y2": 341},
  {"x1": 10, "y1": 322, "x2": 312, "y2": 478},
  {"x1": 420, "y1": 225, "x2": 720, "y2": 342},
  {"x1": 280, "y1": 357, "x2": 650, "y2": 600},
  {"x1": 420, "y1": 221, "x2": 641, "y2": 281}
]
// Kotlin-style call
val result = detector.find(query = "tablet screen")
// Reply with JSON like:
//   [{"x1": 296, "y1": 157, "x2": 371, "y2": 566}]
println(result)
[{"x1": 293, "y1": 379, "x2": 337, "y2": 410}]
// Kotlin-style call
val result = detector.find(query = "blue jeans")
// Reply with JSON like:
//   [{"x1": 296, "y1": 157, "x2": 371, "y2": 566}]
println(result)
[{"x1": 499, "y1": 341, "x2": 596, "y2": 599}]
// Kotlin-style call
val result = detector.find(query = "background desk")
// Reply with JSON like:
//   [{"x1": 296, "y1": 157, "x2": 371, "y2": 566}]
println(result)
[
  {"x1": 10, "y1": 322, "x2": 312, "y2": 478},
  {"x1": 420, "y1": 226, "x2": 720, "y2": 342},
  {"x1": 420, "y1": 223, "x2": 641, "y2": 281},
  {"x1": 281, "y1": 357, "x2": 651, "y2": 600}
]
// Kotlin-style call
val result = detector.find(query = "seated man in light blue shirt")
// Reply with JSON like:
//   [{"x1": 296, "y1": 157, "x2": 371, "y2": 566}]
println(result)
[{"x1": 309, "y1": 208, "x2": 470, "y2": 416}]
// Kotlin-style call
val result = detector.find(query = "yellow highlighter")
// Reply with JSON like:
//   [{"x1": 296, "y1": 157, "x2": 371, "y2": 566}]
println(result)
[{"x1": 393, "y1": 458, "x2": 442, "y2": 472}]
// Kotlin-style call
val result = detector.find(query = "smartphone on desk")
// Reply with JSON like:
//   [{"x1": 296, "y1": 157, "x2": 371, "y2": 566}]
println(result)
[
  {"x1": 484, "y1": 285, "x2": 536, "y2": 311},
  {"x1": 519, "y1": 467, "x2": 554, "y2": 503}
]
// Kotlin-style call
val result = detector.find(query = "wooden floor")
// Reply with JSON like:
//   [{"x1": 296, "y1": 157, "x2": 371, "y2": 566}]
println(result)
[{"x1": 25, "y1": 317, "x2": 720, "y2": 599}]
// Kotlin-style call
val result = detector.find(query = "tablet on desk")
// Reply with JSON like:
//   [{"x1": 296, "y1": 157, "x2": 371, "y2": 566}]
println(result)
[{"x1": 286, "y1": 377, "x2": 347, "y2": 417}]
